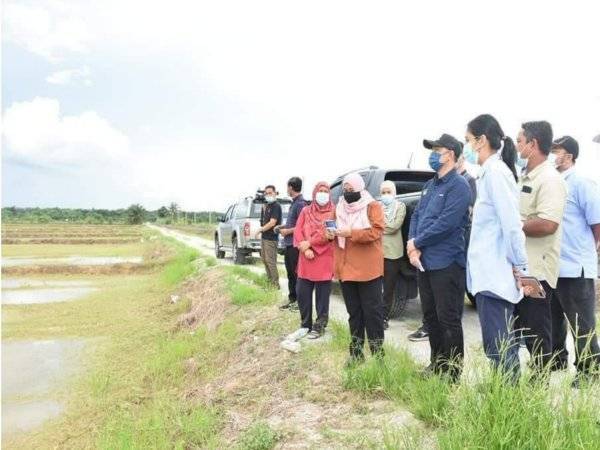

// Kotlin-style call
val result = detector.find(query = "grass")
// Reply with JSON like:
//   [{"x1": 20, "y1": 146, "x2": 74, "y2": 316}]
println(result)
[{"x1": 236, "y1": 421, "x2": 280, "y2": 450}]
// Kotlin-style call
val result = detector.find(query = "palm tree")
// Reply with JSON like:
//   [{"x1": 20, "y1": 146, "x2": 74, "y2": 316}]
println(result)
[
  {"x1": 168, "y1": 202, "x2": 179, "y2": 222},
  {"x1": 127, "y1": 204, "x2": 146, "y2": 224}
]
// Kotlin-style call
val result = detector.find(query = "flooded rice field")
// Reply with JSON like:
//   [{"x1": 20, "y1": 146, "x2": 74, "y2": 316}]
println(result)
[{"x1": 1, "y1": 223, "x2": 160, "y2": 443}]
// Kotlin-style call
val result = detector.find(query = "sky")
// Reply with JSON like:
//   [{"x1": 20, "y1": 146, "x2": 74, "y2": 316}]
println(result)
[{"x1": 2, "y1": 0, "x2": 599, "y2": 212}]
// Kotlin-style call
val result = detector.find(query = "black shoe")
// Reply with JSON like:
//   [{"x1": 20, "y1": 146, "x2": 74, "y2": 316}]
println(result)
[
  {"x1": 572, "y1": 372, "x2": 599, "y2": 389},
  {"x1": 383, "y1": 319, "x2": 389, "y2": 330},
  {"x1": 420, "y1": 364, "x2": 437, "y2": 379},
  {"x1": 279, "y1": 300, "x2": 298, "y2": 310},
  {"x1": 408, "y1": 327, "x2": 429, "y2": 342}
]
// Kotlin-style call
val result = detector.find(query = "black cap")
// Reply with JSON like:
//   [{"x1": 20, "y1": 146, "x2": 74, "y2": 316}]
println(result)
[
  {"x1": 423, "y1": 133, "x2": 463, "y2": 158},
  {"x1": 552, "y1": 135, "x2": 579, "y2": 160}
]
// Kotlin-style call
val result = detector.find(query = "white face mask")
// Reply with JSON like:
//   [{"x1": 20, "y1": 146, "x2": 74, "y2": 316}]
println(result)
[
  {"x1": 265, "y1": 195, "x2": 276, "y2": 203},
  {"x1": 380, "y1": 193, "x2": 394, "y2": 205},
  {"x1": 315, "y1": 192, "x2": 330, "y2": 206}
]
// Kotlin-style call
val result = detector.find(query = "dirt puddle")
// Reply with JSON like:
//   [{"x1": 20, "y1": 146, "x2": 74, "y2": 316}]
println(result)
[{"x1": 2, "y1": 339, "x2": 86, "y2": 436}]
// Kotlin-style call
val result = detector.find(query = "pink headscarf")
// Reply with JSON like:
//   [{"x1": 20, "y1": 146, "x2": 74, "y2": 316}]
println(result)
[{"x1": 335, "y1": 173, "x2": 375, "y2": 248}]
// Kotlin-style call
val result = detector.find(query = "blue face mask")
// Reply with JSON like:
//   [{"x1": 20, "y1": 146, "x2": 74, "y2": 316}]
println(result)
[
  {"x1": 428, "y1": 152, "x2": 443, "y2": 172},
  {"x1": 380, "y1": 194, "x2": 394, "y2": 205},
  {"x1": 462, "y1": 143, "x2": 479, "y2": 165}
]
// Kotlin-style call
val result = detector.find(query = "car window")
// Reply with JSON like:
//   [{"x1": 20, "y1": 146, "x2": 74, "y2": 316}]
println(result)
[
  {"x1": 225, "y1": 205, "x2": 234, "y2": 220},
  {"x1": 384, "y1": 171, "x2": 435, "y2": 195},
  {"x1": 250, "y1": 201, "x2": 291, "y2": 218},
  {"x1": 234, "y1": 200, "x2": 248, "y2": 219}
]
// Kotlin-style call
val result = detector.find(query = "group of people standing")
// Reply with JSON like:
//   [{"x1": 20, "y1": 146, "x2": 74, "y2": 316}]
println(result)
[{"x1": 255, "y1": 113, "x2": 600, "y2": 385}]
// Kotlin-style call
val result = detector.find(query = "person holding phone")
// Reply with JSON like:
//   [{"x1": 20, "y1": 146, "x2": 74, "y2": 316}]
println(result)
[
  {"x1": 326, "y1": 173, "x2": 385, "y2": 366},
  {"x1": 463, "y1": 114, "x2": 530, "y2": 379},
  {"x1": 516, "y1": 121, "x2": 567, "y2": 379},
  {"x1": 379, "y1": 181, "x2": 407, "y2": 329},
  {"x1": 292, "y1": 182, "x2": 335, "y2": 339}
]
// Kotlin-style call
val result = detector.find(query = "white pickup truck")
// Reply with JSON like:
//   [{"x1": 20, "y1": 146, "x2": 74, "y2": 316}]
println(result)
[{"x1": 214, "y1": 196, "x2": 292, "y2": 264}]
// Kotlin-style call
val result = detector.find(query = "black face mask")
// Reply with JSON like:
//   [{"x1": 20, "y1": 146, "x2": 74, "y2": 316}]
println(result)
[{"x1": 343, "y1": 191, "x2": 361, "y2": 204}]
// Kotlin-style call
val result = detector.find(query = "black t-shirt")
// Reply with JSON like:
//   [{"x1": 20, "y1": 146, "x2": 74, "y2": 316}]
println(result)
[{"x1": 260, "y1": 202, "x2": 282, "y2": 241}]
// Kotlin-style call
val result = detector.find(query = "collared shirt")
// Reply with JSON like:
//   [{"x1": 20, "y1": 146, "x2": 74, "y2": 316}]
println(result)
[
  {"x1": 283, "y1": 194, "x2": 307, "y2": 246},
  {"x1": 260, "y1": 201, "x2": 282, "y2": 241},
  {"x1": 409, "y1": 169, "x2": 472, "y2": 271},
  {"x1": 467, "y1": 154, "x2": 528, "y2": 303},
  {"x1": 382, "y1": 200, "x2": 407, "y2": 259},
  {"x1": 519, "y1": 160, "x2": 567, "y2": 288},
  {"x1": 558, "y1": 167, "x2": 600, "y2": 279}
]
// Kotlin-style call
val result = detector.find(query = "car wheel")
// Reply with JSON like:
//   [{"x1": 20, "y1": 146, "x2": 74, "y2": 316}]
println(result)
[
  {"x1": 215, "y1": 236, "x2": 225, "y2": 259},
  {"x1": 232, "y1": 239, "x2": 246, "y2": 265},
  {"x1": 388, "y1": 279, "x2": 410, "y2": 319}
]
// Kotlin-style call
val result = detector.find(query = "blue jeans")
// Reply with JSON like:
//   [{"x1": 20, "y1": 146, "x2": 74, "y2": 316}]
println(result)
[{"x1": 476, "y1": 293, "x2": 520, "y2": 380}]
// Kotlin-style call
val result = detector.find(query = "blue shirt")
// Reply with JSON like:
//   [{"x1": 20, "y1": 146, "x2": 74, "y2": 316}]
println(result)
[
  {"x1": 467, "y1": 154, "x2": 528, "y2": 303},
  {"x1": 409, "y1": 169, "x2": 471, "y2": 271},
  {"x1": 559, "y1": 168, "x2": 600, "y2": 279},
  {"x1": 283, "y1": 194, "x2": 307, "y2": 246}
]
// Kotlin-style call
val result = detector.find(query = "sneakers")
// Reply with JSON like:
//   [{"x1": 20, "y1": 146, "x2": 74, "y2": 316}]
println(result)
[
  {"x1": 285, "y1": 327, "x2": 309, "y2": 342},
  {"x1": 408, "y1": 326, "x2": 429, "y2": 342},
  {"x1": 307, "y1": 329, "x2": 321, "y2": 340}
]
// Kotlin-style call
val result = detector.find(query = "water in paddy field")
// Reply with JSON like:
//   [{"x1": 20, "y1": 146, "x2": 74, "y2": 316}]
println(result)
[
  {"x1": 1, "y1": 339, "x2": 87, "y2": 436},
  {"x1": 1, "y1": 256, "x2": 143, "y2": 267},
  {"x1": 2, "y1": 286, "x2": 98, "y2": 305}
]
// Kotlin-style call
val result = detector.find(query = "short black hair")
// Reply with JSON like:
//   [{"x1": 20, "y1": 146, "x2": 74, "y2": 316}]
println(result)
[
  {"x1": 264, "y1": 185, "x2": 277, "y2": 193},
  {"x1": 521, "y1": 121, "x2": 553, "y2": 155},
  {"x1": 287, "y1": 177, "x2": 302, "y2": 193}
]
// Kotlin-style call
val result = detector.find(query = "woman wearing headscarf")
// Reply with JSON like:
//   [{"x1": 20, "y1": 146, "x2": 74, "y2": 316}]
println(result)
[
  {"x1": 293, "y1": 182, "x2": 336, "y2": 339},
  {"x1": 326, "y1": 173, "x2": 385, "y2": 365},
  {"x1": 379, "y1": 181, "x2": 407, "y2": 329}
]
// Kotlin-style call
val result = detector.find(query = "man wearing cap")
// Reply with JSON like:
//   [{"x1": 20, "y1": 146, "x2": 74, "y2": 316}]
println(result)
[
  {"x1": 407, "y1": 134, "x2": 472, "y2": 381},
  {"x1": 550, "y1": 136, "x2": 600, "y2": 386},
  {"x1": 516, "y1": 121, "x2": 567, "y2": 378}
]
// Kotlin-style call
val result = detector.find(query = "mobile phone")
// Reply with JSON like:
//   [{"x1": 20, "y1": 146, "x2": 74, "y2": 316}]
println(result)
[
  {"x1": 520, "y1": 276, "x2": 546, "y2": 299},
  {"x1": 325, "y1": 220, "x2": 337, "y2": 231}
]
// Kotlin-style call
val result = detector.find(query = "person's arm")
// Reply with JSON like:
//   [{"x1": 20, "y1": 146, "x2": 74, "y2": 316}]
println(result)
[
  {"x1": 384, "y1": 202, "x2": 406, "y2": 234},
  {"x1": 351, "y1": 202, "x2": 385, "y2": 243},
  {"x1": 408, "y1": 199, "x2": 421, "y2": 241},
  {"x1": 578, "y1": 178, "x2": 600, "y2": 251},
  {"x1": 522, "y1": 178, "x2": 567, "y2": 238},
  {"x1": 413, "y1": 183, "x2": 471, "y2": 249},
  {"x1": 488, "y1": 169, "x2": 528, "y2": 269},
  {"x1": 293, "y1": 209, "x2": 307, "y2": 247}
]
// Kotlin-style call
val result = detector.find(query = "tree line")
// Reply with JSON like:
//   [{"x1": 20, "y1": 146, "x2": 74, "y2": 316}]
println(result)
[{"x1": 1, "y1": 203, "x2": 223, "y2": 225}]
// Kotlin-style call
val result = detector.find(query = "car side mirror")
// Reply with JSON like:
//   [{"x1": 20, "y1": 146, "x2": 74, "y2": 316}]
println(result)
[{"x1": 217, "y1": 215, "x2": 225, "y2": 222}]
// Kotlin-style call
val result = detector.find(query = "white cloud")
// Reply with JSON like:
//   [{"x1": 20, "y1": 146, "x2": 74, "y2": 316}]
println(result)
[
  {"x1": 2, "y1": 97, "x2": 129, "y2": 167},
  {"x1": 46, "y1": 65, "x2": 91, "y2": 85},
  {"x1": 3, "y1": 0, "x2": 91, "y2": 62}
]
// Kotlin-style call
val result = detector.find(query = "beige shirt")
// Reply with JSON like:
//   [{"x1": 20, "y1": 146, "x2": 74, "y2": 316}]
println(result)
[
  {"x1": 519, "y1": 160, "x2": 567, "y2": 288},
  {"x1": 382, "y1": 201, "x2": 406, "y2": 260}
]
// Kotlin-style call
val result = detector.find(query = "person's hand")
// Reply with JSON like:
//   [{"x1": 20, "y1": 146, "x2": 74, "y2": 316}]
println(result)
[
  {"x1": 325, "y1": 229, "x2": 335, "y2": 241},
  {"x1": 407, "y1": 238, "x2": 417, "y2": 255},
  {"x1": 409, "y1": 248, "x2": 422, "y2": 268},
  {"x1": 298, "y1": 241, "x2": 310, "y2": 253},
  {"x1": 513, "y1": 267, "x2": 534, "y2": 297},
  {"x1": 335, "y1": 228, "x2": 352, "y2": 238},
  {"x1": 274, "y1": 225, "x2": 282, "y2": 233},
  {"x1": 304, "y1": 249, "x2": 315, "y2": 260}
]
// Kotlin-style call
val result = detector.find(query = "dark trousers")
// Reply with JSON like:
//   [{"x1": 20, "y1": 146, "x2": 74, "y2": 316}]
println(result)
[
  {"x1": 383, "y1": 258, "x2": 402, "y2": 319},
  {"x1": 551, "y1": 275, "x2": 600, "y2": 373},
  {"x1": 476, "y1": 293, "x2": 520, "y2": 380},
  {"x1": 514, "y1": 280, "x2": 553, "y2": 372},
  {"x1": 296, "y1": 278, "x2": 331, "y2": 331},
  {"x1": 341, "y1": 277, "x2": 384, "y2": 358},
  {"x1": 418, "y1": 263, "x2": 465, "y2": 378},
  {"x1": 284, "y1": 246, "x2": 299, "y2": 302}
]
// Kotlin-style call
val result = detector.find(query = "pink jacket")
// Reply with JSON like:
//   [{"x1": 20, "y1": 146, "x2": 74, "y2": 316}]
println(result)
[{"x1": 293, "y1": 207, "x2": 335, "y2": 282}]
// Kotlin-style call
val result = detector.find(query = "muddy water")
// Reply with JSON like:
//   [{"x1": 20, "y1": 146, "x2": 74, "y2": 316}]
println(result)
[
  {"x1": 2, "y1": 256, "x2": 143, "y2": 267},
  {"x1": 2, "y1": 287, "x2": 97, "y2": 305},
  {"x1": 2, "y1": 339, "x2": 86, "y2": 436}
]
